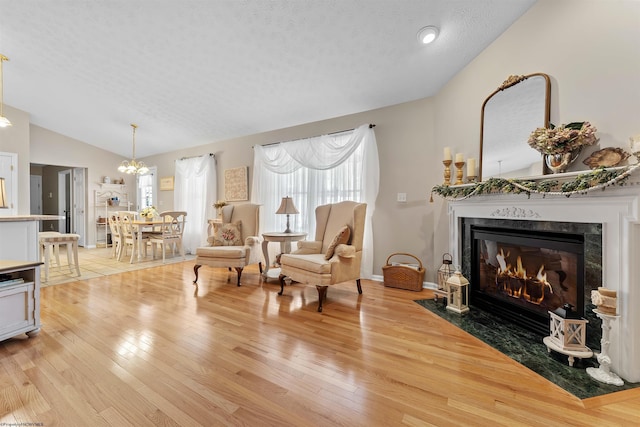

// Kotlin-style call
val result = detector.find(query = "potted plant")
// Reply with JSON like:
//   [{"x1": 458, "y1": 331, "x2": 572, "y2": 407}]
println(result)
[{"x1": 140, "y1": 206, "x2": 158, "y2": 221}]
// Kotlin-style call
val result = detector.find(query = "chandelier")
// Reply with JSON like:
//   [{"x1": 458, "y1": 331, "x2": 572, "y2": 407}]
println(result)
[
  {"x1": 0, "y1": 54, "x2": 11, "y2": 128},
  {"x1": 118, "y1": 123, "x2": 149, "y2": 175}
]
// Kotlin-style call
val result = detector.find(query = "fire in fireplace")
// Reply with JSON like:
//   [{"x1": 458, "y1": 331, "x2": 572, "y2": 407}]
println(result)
[{"x1": 470, "y1": 226, "x2": 584, "y2": 335}]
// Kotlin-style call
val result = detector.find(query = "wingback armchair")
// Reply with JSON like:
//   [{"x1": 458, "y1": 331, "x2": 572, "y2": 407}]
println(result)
[
  {"x1": 194, "y1": 203, "x2": 262, "y2": 286},
  {"x1": 278, "y1": 201, "x2": 367, "y2": 312}
]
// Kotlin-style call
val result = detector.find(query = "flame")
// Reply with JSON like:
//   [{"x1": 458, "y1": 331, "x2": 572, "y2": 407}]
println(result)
[
  {"x1": 536, "y1": 264, "x2": 547, "y2": 284},
  {"x1": 515, "y1": 256, "x2": 526, "y2": 279},
  {"x1": 495, "y1": 252, "x2": 553, "y2": 305}
]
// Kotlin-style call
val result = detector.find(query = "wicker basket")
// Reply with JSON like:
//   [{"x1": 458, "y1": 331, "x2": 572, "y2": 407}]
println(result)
[{"x1": 382, "y1": 253, "x2": 425, "y2": 291}]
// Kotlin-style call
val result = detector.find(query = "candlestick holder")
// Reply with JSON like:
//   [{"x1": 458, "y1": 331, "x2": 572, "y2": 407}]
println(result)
[
  {"x1": 442, "y1": 160, "x2": 452, "y2": 186},
  {"x1": 586, "y1": 310, "x2": 624, "y2": 386},
  {"x1": 454, "y1": 161, "x2": 465, "y2": 185}
]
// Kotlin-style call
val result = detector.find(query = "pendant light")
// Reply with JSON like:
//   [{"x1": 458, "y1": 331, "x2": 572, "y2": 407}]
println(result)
[
  {"x1": 0, "y1": 54, "x2": 11, "y2": 128},
  {"x1": 118, "y1": 123, "x2": 149, "y2": 175}
]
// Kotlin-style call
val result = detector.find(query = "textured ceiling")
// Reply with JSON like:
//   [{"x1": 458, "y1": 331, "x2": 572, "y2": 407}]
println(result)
[{"x1": 0, "y1": 0, "x2": 537, "y2": 158}]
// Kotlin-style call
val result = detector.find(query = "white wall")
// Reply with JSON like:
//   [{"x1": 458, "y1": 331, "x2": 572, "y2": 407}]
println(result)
[
  {"x1": 29, "y1": 125, "x2": 136, "y2": 246},
  {"x1": 0, "y1": 105, "x2": 30, "y2": 214}
]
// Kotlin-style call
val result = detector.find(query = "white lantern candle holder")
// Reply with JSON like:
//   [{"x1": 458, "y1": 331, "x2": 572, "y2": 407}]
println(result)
[
  {"x1": 445, "y1": 269, "x2": 469, "y2": 314},
  {"x1": 543, "y1": 309, "x2": 593, "y2": 367}
]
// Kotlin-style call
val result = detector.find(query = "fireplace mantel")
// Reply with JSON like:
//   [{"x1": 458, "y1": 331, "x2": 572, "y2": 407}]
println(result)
[{"x1": 448, "y1": 178, "x2": 640, "y2": 382}]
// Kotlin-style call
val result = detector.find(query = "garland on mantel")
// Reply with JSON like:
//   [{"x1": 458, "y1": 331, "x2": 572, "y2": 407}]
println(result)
[{"x1": 430, "y1": 162, "x2": 640, "y2": 202}]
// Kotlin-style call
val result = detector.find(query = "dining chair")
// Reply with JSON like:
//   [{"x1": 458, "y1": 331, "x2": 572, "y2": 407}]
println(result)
[
  {"x1": 107, "y1": 214, "x2": 123, "y2": 259},
  {"x1": 149, "y1": 211, "x2": 187, "y2": 263},
  {"x1": 118, "y1": 211, "x2": 150, "y2": 263}
]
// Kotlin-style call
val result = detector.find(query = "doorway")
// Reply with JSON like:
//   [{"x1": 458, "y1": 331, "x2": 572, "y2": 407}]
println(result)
[
  {"x1": 58, "y1": 170, "x2": 71, "y2": 232},
  {"x1": 30, "y1": 164, "x2": 87, "y2": 246}
]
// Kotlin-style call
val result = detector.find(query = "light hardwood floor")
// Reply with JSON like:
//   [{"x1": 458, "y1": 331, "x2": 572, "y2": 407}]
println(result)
[
  {"x1": 41, "y1": 246, "x2": 195, "y2": 287},
  {"x1": 2, "y1": 260, "x2": 640, "y2": 426}
]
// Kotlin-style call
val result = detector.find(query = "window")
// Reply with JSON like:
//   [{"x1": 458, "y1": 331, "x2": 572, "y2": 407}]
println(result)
[
  {"x1": 137, "y1": 166, "x2": 157, "y2": 211},
  {"x1": 252, "y1": 124, "x2": 379, "y2": 277},
  {"x1": 258, "y1": 139, "x2": 365, "y2": 234}
]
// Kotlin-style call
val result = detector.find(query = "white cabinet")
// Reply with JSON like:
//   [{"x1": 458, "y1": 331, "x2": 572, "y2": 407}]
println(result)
[
  {"x1": 94, "y1": 184, "x2": 132, "y2": 247},
  {"x1": 0, "y1": 260, "x2": 41, "y2": 342},
  {"x1": 0, "y1": 218, "x2": 39, "y2": 261}
]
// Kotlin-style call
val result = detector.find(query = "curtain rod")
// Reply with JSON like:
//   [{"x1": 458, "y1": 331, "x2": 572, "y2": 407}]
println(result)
[
  {"x1": 179, "y1": 153, "x2": 215, "y2": 161},
  {"x1": 257, "y1": 123, "x2": 376, "y2": 148}
]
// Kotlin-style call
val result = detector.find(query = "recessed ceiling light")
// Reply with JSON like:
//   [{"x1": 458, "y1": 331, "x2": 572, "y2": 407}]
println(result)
[{"x1": 417, "y1": 26, "x2": 439, "y2": 45}]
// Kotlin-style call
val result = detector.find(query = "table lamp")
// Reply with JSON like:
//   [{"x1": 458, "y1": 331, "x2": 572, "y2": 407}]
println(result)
[{"x1": 275, "y1": 196, "x2": 299, "y2": 233}]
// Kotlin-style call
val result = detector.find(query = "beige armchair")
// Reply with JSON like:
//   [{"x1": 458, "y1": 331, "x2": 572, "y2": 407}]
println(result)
[
  {"x1": 193, "y1": 203, "x2": 262, "y2": 286},
  {"x1": 278, "y1": 201, "x2": 367, "y2": 312}
]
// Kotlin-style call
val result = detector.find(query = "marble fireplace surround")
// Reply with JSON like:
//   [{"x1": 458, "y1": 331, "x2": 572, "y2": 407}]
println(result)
[{"x1": 448, "y1": 181, "x2": 640, "y2": 383}]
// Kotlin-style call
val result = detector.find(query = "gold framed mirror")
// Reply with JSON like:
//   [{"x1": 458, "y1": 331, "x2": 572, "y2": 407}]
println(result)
[{"x1": 479, "y1": 73, "x2": 551, "y2": 181}]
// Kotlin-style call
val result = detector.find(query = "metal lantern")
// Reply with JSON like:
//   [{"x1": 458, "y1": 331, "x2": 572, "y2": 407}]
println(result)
[
  {"x1": 435, "y1": 253, "x2": 454, "y2": 301},
  {"x1": 445, "y1": 269, "x2": 470, "y2": 314}
]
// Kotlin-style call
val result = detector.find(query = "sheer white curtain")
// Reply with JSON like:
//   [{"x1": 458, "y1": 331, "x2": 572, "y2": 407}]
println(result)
[
  {"x1": 251, "y1": 124, "x2": 379, "y2": 278},
  {"x1": 174, "y1": 155, "x2": 216, "y2": 254}
]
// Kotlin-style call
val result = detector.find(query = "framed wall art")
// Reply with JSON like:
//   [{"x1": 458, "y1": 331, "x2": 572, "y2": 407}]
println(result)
[
  {"x1": 224, "y1": 166, "x2": 249, "y2": 201},
  {"x1": 160, "y1": 176, "x2": 174, "y2": 191}
]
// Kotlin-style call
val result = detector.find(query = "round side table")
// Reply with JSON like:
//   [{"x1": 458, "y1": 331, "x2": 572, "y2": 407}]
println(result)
[{"x1": 261, "y1": 231, "x2": 307, "y2": 280}]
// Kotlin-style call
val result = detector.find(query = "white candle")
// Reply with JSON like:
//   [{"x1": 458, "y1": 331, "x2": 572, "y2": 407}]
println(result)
[
  {"x1": 455, "y1": 153, "x2": 464, "y2": 163},
  {"x1": 443, "y1": 147, "x2": 451, "y2": 161},
  {"x1": 467, "y1": 158, "x2": 476, "y2": 176}
]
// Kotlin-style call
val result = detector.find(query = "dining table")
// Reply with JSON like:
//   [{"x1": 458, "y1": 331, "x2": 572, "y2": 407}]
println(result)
[{"x1": 131, "y1": 219, "x2": 164, "y2": 262}]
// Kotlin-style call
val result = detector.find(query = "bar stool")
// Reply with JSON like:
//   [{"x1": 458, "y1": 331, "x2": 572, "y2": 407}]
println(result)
[
  {"x1": 39, "y1": 233, "x2": 81, "y2": 282},
  {"x1": 39, "y1": 231, "x2": 63, "y2": 268}
]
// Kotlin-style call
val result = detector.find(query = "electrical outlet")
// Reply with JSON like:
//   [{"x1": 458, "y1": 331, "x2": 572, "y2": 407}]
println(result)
[{"x1": 397, "y1": 192, "x2": 407, "y2": 203}]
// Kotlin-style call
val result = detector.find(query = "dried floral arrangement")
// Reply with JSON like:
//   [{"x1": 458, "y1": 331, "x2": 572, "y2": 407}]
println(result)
[
  {"x1": 213, "y1": 200, "x2": 228, "y2": 209},
  {"x1": 527, "y1": 122, "x2": 598, "y2": 155}
]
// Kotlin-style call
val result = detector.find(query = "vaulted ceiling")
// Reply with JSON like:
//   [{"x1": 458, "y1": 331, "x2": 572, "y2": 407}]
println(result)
[{"x1": 0, "y1": 0, "x2": 537, "y2": 158}]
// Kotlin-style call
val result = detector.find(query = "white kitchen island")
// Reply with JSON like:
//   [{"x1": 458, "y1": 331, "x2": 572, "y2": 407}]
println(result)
[{"x1": 0, "y1": 215, "x2": 63, "y2": 262}]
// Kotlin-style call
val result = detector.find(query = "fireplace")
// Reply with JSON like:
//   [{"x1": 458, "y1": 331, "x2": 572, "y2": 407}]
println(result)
[
  {"x1": 469, "y1": 224, "x2": 585, "y2": 336},
  {"x1": 447, "y1": 187, "x2": 640, "y2": 382},
  {"x1": 460, "y1": 217, "x2": 601, "y2": 348}
]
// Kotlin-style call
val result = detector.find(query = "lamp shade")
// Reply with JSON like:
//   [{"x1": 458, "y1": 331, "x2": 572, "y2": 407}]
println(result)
[
  {"x1": 276, "y1": 197, "x2": 299, "y2": 233},
  {"x1": 275, "y1": 197, "x2": 299, "y2": 215},
  {"x1": 0, "y1": 178, "x2": 7, "y2": 208}
]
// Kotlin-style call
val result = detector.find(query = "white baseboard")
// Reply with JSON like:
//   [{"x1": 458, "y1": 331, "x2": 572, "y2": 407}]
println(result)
[{"x1": 370, "y1": 274, "x2": 437, "y2": 290}]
